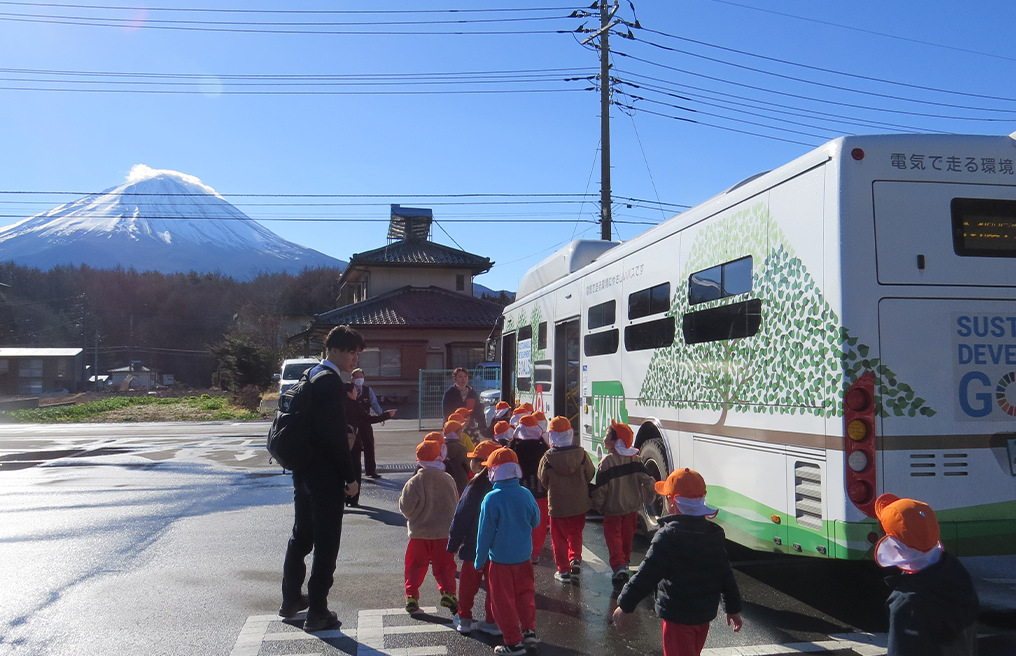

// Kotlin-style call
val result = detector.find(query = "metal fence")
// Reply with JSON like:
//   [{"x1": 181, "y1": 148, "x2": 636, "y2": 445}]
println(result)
[{"x1": 417, "y1": 366, "x2": 502, "y2": 431}]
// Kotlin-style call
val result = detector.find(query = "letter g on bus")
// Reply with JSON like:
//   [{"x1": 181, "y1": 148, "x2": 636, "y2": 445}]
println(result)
[{"x1": 959, "y1": 371, "x2": 993, "y2": 418}]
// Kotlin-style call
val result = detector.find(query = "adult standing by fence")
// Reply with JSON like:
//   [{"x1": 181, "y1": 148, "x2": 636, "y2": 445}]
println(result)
[
  {"x1": 441, "y1": 367, "x2": 487, "y2": 432},
  {"x1": 351, "y1": 368, "x2": 395, "y2": 479}
]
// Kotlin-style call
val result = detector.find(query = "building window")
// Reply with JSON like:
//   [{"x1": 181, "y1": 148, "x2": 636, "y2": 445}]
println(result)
[
  {"x1": 20, "y1": 359, "x2": 43, "y2": 378},
  {"x1": 359, "y1": 347, "x2": 402, "y2": 378},
  {"x1": 450, "y1": 345, "x2": 485, "y2": 370},
  {"x1": 57, "y1": 359, "x2": 68, "y2": 379},
  {"x1": 456, "y1": 274, "x2": 465, "y2": 291},
  {"x1": 0, "y1": 359, "x2": 7, "y2": 375}
]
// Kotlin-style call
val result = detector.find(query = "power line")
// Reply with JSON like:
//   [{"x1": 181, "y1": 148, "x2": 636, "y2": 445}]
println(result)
[{"x1": 0, "y1": 2, "x2": 581, "y2": 15}]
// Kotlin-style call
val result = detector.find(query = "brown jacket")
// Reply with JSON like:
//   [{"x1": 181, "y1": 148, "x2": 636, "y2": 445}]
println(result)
[
  {"x1": 444, "y1": 438, "x2": 471, "y2": 495},
  {"x1": 398, "y1": 467, "x2": 459, "y2": 539},
  {"x1": 590, "y1": 453, "x2": 657, "y2": 516},
  {"x1": 538, "y1": 445, "x2": 595, "y2": 518}
]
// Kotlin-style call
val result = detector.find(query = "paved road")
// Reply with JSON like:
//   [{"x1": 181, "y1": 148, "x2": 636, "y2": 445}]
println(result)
[{"x1": 0, "y1": 420, "x2": 1014, "y2": 655}]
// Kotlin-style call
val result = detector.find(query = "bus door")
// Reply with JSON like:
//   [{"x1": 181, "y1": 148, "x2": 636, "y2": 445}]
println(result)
[
  {"x1": 554, "y1": 319, "x2": 581, "y2": 430},
  {"x1": 501, "y1": 332, "x2": 516, "y2": 408}
]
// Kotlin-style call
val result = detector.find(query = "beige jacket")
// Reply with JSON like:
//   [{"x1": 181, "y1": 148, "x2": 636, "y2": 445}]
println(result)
[
  {"x1": 399, "y1": 467, "x2": 459, "y2": 539},
  {"x1": 537, "y1": 445, "x2": 595, "y2": 518},
  {"x1": 590, "y1": 453, "x2": 657, "y2": 516}
]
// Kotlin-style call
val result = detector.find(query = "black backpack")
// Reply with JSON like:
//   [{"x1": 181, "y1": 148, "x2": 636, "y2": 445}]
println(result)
[{"x1": 266, "y1": 364, "x2": 334, "y2": 470}]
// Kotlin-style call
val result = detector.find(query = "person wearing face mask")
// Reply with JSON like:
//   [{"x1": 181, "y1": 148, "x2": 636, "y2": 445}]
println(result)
[{"x1": 350, "y1": 368, "x2": 396, "y2": 479}]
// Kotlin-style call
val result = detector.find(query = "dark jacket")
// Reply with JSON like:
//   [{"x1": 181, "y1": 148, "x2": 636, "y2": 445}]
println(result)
[
  {"x1": 447, "y1": 470, "x2": 493, "y2": 562},
  {"x1": 508, "y1": 437, "x2": 549, "y2": 500},
  {"x1": 344, "y1": 394, "x2": 391, "y2": 449},
  {"x1": 884, "y1": 551, "x2": 979, "y2": 656},
  {"x1": 617, "y1": 514, "x2": 742, "y2": 625},
  {"x1": 442, "y1": 384, "x2": 487, "y2": 432},
  {"x1": 304, "y1": 363, "x2": 356, "y2": 484}
]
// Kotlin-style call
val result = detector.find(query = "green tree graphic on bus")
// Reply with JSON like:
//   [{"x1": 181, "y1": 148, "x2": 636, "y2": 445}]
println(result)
[{"x1": 637, "y1": 203, "x2": 935, "y2": 422}]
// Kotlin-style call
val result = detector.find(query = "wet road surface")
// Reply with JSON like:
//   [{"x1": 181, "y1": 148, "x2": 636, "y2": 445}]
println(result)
[{"x1": 1, "y1": 421, "x2": 1014, "y2": 655}]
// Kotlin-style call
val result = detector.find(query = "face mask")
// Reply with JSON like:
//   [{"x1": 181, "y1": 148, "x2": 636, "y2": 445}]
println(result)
[{"x1": 352, "y1": 378, "x2": 364, "y2": 387}]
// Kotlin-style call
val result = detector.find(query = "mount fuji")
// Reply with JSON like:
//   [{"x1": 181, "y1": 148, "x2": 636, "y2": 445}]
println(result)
[{"x1": 0, "y1": 165, "x2": 345, "y2": 279}]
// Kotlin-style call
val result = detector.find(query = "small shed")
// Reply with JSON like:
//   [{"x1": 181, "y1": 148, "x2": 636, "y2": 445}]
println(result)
[{"x1": 108, "y1": 362, "x2": 158, "y2": 391}]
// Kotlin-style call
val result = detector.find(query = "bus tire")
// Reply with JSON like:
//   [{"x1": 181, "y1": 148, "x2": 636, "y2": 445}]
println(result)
[{"x1": 638, "y1": 438, "x2": 669, "y2": 535}]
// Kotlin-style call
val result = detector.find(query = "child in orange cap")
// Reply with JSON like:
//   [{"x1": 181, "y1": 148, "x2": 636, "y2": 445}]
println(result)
[
  {"x1": 451, "y1": 408, "x2": 478, "y2": 452},
  {"x1": 489, "y1": 401, "x2": 513, "y2": 434},
  {"x1": 443, "y1": 420, "x2": 471, "y2": 495},
  {"x1": 475, "y1": 447, "x2": 541, "y2": 655},
  {"x1": 591, "y1": 421, "x2": 657, "y2": 584},
  {"x1": 492, "y1": 420, "x2": 513, "y2": 446},
  {"x1": 509, "y1": 406, "x2": 528, "y2": 429},
  {"x1": 399, "y1": 439, "x2": 460, "y2": 616},
  {"x1": 508, "y1": 414, "x2": 551, "y2": 564},
  {"x1": 447, "y1": 440, "x2": 503, "y2": 637},
  {"x1": 613, "y1": 468, "x2": 742, "y2": 656},
  {"x1": 874, "y1": 493, "x2": 977, "y2": 656},
  {"x1": 537, "y1": 416, "x2": 595, "y2": 583}
]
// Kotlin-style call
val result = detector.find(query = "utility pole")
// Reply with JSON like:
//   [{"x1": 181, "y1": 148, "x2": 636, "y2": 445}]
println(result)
[{"x1": 599, "y1": 0, "x2": 612, "y2": 240}]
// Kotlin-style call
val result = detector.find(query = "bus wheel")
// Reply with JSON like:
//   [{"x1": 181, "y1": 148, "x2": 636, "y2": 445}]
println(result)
[{"x1": 639, "y1": 439, "x2": 669, "y2": 535}]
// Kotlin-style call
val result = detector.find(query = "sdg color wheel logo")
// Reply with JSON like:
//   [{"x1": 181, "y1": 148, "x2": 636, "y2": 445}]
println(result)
[{"x1": 997, "y1": 372, "x2": 1016, "y2": 417}]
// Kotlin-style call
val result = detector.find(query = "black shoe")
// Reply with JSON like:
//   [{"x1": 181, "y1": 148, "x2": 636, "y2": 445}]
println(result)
[
  {"x1": 304, "y1": 609, "x2": 339, "y2": 632},
  {"x1": 367, "y1": 473, "x2": 382, "y2": 479},
  {"x1": 279, "y1": 594, "x2": 309, "y2": 618},
  {"x1": 346, "y1": 500, "x2": 360, "y2": 508}
]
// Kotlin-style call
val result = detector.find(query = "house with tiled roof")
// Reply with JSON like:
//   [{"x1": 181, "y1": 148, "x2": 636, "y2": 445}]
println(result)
[{"x1": 291, "y1": 205, "x2": 503, "y2": 403}]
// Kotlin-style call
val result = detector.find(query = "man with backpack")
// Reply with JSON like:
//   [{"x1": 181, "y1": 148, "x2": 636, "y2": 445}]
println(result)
[{"x1": 279, "y1": 325, "x2": 365, "y2": 632}]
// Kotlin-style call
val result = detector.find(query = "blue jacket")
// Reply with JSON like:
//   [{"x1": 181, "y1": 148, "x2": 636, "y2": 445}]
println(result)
[
  {"x1": 474, "y1": 478, "x2": 540, "y2": 568},
  {"x1": 447, "y1": 471, "x2": 492, "y2": 562}
]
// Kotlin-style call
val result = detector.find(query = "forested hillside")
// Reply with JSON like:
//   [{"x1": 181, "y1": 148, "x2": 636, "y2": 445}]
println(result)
[{"x1": 0, "y1": 263, "x2": 342, "y2": 386}]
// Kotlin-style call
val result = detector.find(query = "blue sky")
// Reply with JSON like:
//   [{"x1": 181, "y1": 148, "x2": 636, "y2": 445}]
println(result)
[{"x1": 1, "y1": 1, "x2": 1014, "y2": 292}]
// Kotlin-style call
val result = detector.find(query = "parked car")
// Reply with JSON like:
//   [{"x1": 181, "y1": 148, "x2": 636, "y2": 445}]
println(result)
[
  {"x1": 480, "y1": 387, "x2": 501, "y2": 426},
  {"x1": 275, "y1": 357, "x2": 320, "y2": 395}
]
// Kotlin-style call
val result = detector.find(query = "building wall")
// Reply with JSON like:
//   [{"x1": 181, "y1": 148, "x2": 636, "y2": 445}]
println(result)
[
  {"x1": 368, "y1": 267, "x2": 473, "y2": 297},
  {"x1": 0, "y1": 354, "x2": 84, "y2": 396}
]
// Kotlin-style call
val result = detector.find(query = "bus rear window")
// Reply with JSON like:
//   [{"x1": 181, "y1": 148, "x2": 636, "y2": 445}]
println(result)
[{"x1": 952, "y1": 197, "x2": 1016, "y2": 257}]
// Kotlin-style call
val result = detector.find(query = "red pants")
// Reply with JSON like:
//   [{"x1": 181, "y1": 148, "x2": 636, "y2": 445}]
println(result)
[
  {"x1": 404, "y1": 538, "x2": 457, "y2": 599},
  {"x1": 457, "y1": 560, "x2": 492, "y2": 621},
  {"x1": 531, "y1": 497, "x2": 549, "y2": 560},
  {"x1": 550, "y1": 513, "x2": 585, "y2": 574},
  {"x1": 603, "y1": 512, "x2": 638, "y2": 570},
  {"x1": 488, "y1": 561, "x2": 536, "y2": 646},
  {"x1": 662, "y1": 621, "x2": 710, "y2": 656}
]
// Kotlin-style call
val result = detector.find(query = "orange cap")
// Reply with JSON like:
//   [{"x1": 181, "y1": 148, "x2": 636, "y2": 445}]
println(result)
[
  {"x1": 611, "y1": 420, "x2": 634, "y2": 448},
  {"x1": 467, "y1": 440, "x2": 501, "y2": 460},
  {"x1": 443, "y1": 420, "x2": 463, "y2": 436},
  {"x1": 548, "y1": 416, "x2": 572, "y2": 432},
  {"x1": 416, "y1": 440, "x2": 443, "y2": 461},
  {"x1": 482, "y1": 446, "x2": 519, "y2": 468},
  {"x1": 519, "y1": 414, "x2": 539, "y2": 427},
  {"x1": 655, "y1": 468, "x2": 707, "y2": 498},
  {"x1": 492, "y1": 420, "x2": 512, "y2": 437},
  {"x1": 512, "y1": 406, "x2": 528, "y2": 416},
  {"x1": 522, "y1": 403, "x2": 534, "y2": 413},
  {"x1": 495, "y1": 401, "x2": 511, "y2": 411},
  {"x1": 875, "y1": 494, "x2": 940, "y2": 552},
  {"x1": 456, "y1": 407, "x2": 471, "y2": 416},
  {"x1": 533, "y1": 411, "x2": 547, "y2": 421},
  {"x1": 423, "y1": 431, "x2": 443, "y2": 442}
]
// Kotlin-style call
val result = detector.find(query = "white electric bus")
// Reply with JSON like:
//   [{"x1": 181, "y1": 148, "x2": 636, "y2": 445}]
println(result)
[{"x1": 499, "y1": 133, "x2": 1016, "y2": 559}]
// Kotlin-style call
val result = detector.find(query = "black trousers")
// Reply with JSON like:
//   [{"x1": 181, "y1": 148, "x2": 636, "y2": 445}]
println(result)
[
  {"x1": 282, "y1": 468, "x2": 345, "y2": 613},
  {"x1": 361, "y1": 426, "x2": 377, "y2": 477}
]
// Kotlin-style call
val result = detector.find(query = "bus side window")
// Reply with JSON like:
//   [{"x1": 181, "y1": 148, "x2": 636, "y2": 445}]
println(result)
[
  {"x1": 629, "y1": 282, "x2": 671, "y2": 320},
  {"x1": 683, "y1": 299, "x2": 762, "y2": 344},
  {"x1": 588, "y1": 300, "x2": 616, "y2": 329},
  {"x1": 689, "y1": 256, "x2": 753, "y2": 305}
]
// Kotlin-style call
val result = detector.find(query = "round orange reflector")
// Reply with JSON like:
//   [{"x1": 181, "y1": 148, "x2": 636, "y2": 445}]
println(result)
[
  {"x1": 770, "y1": 514, "x2": 782, "y2": 525},
  {"x1": 847, "y1": 419, "x2": 869, "y2": 442},
  {"x1": 851, "y1": 148, "x2": 865, "y2": 160},
  {"x1": 848, "y1": 480, "x2": 873, "y2": 505}
]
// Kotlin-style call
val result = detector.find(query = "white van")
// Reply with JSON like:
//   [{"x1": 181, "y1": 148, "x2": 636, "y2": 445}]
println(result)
[{"x1": 276, "y1": 358, "x2": 321, "y2": 395}]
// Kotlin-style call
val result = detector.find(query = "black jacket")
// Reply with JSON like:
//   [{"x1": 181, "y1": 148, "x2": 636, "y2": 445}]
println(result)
[
  {"x1": 884, "y1": 551, "x2": 978, "y2": 656},
  {"x1": 507, "y1": 437, "x2": 549, "y2": 499},
  {"x1": 447, "y1": 471, "x2": 493, "y2": 562},
  {"x1": 305, "y1": 364, "x2": 356, "y2": 484},
  {"x1": 344, "y1": 394, "x2": 391, "y2": 449},
  {"x1": 441, "y1": 385, "x2": 487, "y2": 431},
  {"x1": 617, "y1": 514, "x2": 742, "y2": 625}
]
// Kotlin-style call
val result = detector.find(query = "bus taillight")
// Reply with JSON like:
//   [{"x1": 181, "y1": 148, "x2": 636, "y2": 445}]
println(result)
[{"x1": 844, "y1": 372, "x2": 877, "y2": 517}]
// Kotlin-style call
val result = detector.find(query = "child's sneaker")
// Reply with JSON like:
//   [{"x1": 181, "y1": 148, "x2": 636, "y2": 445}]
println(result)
[
  {"x1": 453, "y1": 615, "x2": 473, "y2": 634},
  {"x1": 474, "y1": 620, "x2": 502, "y2": 636},
  {"x1": 440, "y1": 590, "x2": 459, "y2": 615},
  {"x1": 611, "y1": 565, "x2": 630, "y2": 586},
  {"x1": 570, "y1": 558, "x2": 581, "y2": 575},
  {"x1": 405, "y1": 596, "x2": 421, "y2": 614},
  {"x1": 493, "y1": 643, "x2": 526, "y2": 656},
  {"x1": 554, "y1": 570, "x2": 571, "y2": 583},
  {"x1": 522, "y1": 629, "x2": 539, "y2": 645}
]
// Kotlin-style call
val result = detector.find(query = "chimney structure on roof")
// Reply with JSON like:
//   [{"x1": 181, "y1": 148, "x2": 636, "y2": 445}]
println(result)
[{"x1": 387, "y1": 204, "x2": 433, "y2": 244}]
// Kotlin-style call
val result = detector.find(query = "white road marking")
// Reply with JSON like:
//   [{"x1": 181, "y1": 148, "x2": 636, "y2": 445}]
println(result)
[
  {"x1": 580, "y1": 545, "x2": 610, "y2": 574},
  {"x1": 702, "y1": 632, "x2": 887, "y2": 656},
  {"x1": 234, "y1": 450, "x2": 258, "y2": 461}
]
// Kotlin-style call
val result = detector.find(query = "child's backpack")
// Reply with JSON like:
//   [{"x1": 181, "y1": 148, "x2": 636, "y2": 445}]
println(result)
[{"x1": 266, "y1": 365, "x2": 335, "y2": 470}]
